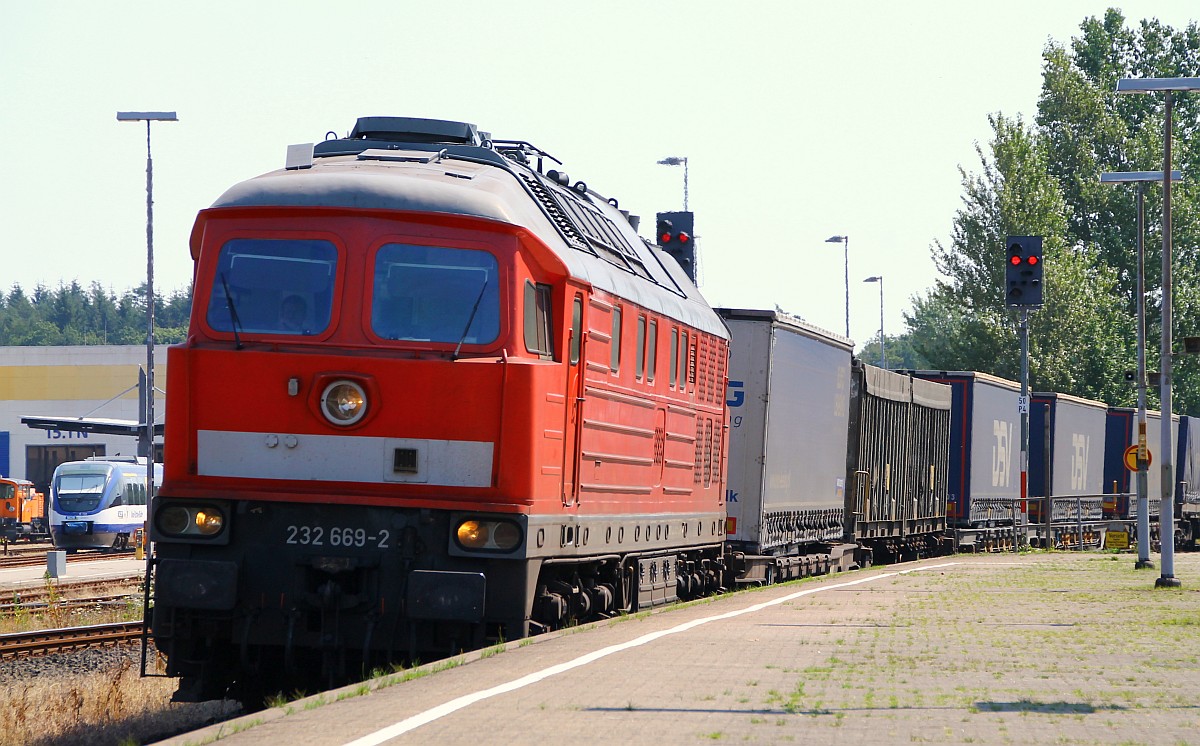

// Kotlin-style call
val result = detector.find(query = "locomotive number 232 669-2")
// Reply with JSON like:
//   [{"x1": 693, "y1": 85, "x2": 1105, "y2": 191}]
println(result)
[{"x1": 285, "y1": 525, "x2": 392, "y2": 549}]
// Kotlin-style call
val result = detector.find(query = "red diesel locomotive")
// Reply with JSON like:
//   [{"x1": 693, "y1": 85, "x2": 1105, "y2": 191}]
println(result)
[{"x1": 149, "y1": 117, "x2": 730, "y2": 703}]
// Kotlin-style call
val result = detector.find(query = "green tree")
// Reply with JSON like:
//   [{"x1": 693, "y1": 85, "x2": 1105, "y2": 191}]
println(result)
[
  {"x1": 907, "y1": 10, "x2": 1200, "y2": 411},
  {"x1": 0, "y1": 280, "x2": 193, "y2": 347},
  {"x1": 858, "y1": 333, "x2": 929, "y2": 371},
  {"x1": 906, "y1": 114, "x2": 1132, "y2": 404}
]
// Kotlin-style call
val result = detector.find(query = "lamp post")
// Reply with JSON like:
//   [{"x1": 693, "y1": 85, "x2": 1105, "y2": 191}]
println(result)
[
  {"x1": 1116, "y1": 76, "x2": 1200, "y2": 588},
  {"x1": 863, "y1": 276, "x2": 885, "y2": 368},
  {"x1": 825, "y1": 235, "x2": 849, "y2": 338},
  {"x1": 117, "y1": 111, "x2": 177, "y2": 506},
  {"x1": 1101, "y1": 170, "x2": 1182, "y2": 570},
  {"x1": 656, "y1": 156, "x2": 689, "y2": 211}
]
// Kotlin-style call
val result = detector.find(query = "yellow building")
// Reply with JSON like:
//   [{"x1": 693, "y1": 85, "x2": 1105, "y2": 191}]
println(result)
[{"x1": 0, "y1": 346, "x2": 166, "y2": 492}]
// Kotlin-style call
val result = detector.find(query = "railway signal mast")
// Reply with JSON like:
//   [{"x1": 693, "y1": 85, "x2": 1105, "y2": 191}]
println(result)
[
  {"x1": 1005, "y1": 236, "x2": 1043, "y2": 547},
  {"x1": 657, "y1": 211, "x2": 696, "y2": 283}
]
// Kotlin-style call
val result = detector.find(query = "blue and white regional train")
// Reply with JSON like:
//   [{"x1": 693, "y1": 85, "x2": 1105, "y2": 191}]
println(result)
[{"x1": 49, "y1": 457, "x2": 160, "y2": 550}]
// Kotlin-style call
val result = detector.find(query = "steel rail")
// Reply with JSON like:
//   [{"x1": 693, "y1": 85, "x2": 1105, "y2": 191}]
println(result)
[{"x1": 0, "y1": 620, "x2": 144, "y2": 660}]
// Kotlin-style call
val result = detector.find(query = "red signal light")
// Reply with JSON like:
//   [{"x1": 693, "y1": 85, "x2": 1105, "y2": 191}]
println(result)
[
  {"x1": 678, "y1": 232, "x2": 690, "y2": 244},
  {"x1": 661, "y1": 232, "x2": 673, "y2": 244},
  {"x1": 1009, "y1": 255, "x2": 1022, "y2": 266},
  {"x1": 1027, "y1": 255, "x2": 1039, "y2": 265}
]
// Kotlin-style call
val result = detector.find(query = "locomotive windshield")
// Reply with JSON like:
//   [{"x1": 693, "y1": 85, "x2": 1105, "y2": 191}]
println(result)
[
  {"x1": 370, "y1": 244, "x2": 500, "y2": 344},
  {"x1": 0, "y1": 483, "x2": 13, "y2": 501},
  {"x1": 54, "y1": 469, "x2": 108, "y2": 513},
  {"x1": 207, "y1": 239, "x2": 338, "y2": 336}
]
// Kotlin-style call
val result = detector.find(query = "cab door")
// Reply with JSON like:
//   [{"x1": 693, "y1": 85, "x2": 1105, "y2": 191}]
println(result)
[{"x1": 561, "y1": 293, "x2": 585, "y2": 507}]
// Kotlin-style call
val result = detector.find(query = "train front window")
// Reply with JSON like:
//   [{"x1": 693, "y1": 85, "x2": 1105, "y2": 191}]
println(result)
[
  {"x1": 55, "y1": 471, "x2": 107, "y2": 513},
  {"x1": 371, "y1": 244, "x2": 500, "y2": 344},
  {"x1": 207, "y1": 239, "x2": 338, "y2": 336}
]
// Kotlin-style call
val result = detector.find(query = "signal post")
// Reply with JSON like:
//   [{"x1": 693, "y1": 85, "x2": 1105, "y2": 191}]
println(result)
[{"x1": 1005, "y1": 236, "x2": 1043, "y2": 548}]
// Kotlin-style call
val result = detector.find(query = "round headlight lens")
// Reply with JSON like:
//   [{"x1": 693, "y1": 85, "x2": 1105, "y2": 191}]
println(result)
[
  {"x1": 456, "y1": 520, "x2": 488, "y2": 549},
  {"x1": 158, "y1": 506, "x2": 191, "y2": 535},
  {"x1": 194, "y1": 510, "x2": 224, "y2": 536},
  {"x1": 492, "y1": 521, "x2": 522, "y2": 550},
  {"x1": 321, "y1": 380, "x2": 368, "y2": 425}
]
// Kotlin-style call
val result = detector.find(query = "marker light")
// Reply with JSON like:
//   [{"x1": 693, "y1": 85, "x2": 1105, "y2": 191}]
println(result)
[
  {"x1": 457, "y1": 520, "x2": 488, "y2": 548},
  {"x1": 195, "y1": 510, "x2": 224, "y2": 536},
  {"x1": 155, "y1": 503, "x2": 228, "y2": 539},
  {"x1": 321, "y1": 380, "x2": 368, "y2": 426},
  {"x1": 454, "y1": 518, "x2": 523, "y2": 552}
]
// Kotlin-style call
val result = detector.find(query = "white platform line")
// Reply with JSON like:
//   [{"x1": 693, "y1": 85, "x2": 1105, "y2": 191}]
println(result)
[{"x1": 344, "y1": 561, "x2": 959, "y2": 745}]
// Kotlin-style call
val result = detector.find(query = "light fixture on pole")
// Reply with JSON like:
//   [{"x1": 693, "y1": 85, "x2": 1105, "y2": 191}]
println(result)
[
  {"x1": 863, "y1": 275, "x2": 885, "y2": 369},
  {"x1": 1115, "y1": 76, "x2": 1200, "y2": 589},
  {"x1": 825, "y1": 235, "x2": 850, "y2": 338},
  {"x1": 1101, "y1": 169, "x2": 1182, "y2": 571},
  {"x1": 656, "y1": 156, "x2": 689, "y2": 211},
  {"x1": 117, "y1": 110, "x2": 177, "y2": 508}
]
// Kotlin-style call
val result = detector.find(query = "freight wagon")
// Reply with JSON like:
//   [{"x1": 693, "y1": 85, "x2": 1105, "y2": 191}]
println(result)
[
  {"x1": 1026, "y1": 392, "x2": 1107, "y2": 529},
  {"x1": 720, "y1": 309, "x2": 859, "y2": 579},
  {"x1": 1102, "y1": 408, "x2": 1176, "y2": 520},
  {"x1": 908, "y1": 371, "x2": 1023, "y2": 543}
]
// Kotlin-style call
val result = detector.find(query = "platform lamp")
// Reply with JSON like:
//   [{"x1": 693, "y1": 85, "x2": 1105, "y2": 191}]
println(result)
[
  {"x1": 656, "y1": 156, "x2": 689, "y2": 211},
  {"x1": 863, "y1": 275, "x2": 885, "y2": 368},
  {"x1": 825, "y1": 236, "x2": 850, "y2": 338},
  {"x1": 117, "y1": 111, "x2": 177, "y2": 507},
  {"x1": 1100, "y1": 169, "x2": 1182, "y2": 571},
  {"x1": 1115, "y1": 76, "x2": 1200, "y2": 588}
]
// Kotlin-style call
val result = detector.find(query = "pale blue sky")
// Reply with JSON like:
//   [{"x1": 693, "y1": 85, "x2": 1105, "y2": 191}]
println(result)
[{"x1": 2, "y1": 1, "x2": 1195, "y2": 348}]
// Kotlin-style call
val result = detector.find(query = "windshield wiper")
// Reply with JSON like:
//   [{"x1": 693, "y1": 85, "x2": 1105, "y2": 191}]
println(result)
[
  {"x1": 219, "y1": 273, "x2": 244, "y2": 350},
  {"x1": 453, "y1": 277, "x2": 489, "y2": 360}
]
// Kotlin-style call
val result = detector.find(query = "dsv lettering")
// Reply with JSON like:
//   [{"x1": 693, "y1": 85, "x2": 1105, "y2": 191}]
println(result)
[{"x1": 992, "y1": 420, "x2": 1013, "y2": 488}]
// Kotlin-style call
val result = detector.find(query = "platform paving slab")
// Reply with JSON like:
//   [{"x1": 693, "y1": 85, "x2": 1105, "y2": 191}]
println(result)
[{"x1": 156, "y1": 552, "x2": 1200, "y2": 746}]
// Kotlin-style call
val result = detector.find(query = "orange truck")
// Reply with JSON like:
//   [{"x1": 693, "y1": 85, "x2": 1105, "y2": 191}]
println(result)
[{"x1": 0, "y1": 477, "x2": 48, "y2": 541}]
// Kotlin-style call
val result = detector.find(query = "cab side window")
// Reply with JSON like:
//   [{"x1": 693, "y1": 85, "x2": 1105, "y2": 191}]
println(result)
[{"x1": 524, "y1": 281, "x2": 554, "y2": 359}]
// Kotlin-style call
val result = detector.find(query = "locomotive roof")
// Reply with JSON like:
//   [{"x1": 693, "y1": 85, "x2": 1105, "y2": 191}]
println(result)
[{"x1": 206, "y1": 117, "x2": 727, "y2": 339}]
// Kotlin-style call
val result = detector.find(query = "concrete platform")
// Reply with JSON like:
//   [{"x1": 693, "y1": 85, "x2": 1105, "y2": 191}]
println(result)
[
  {"x1": 157, "y1": 552, "x2": 1200, "y2": 745},
  {"x1": 0, "y1": 555, "x2": 147, "y2": 592}
]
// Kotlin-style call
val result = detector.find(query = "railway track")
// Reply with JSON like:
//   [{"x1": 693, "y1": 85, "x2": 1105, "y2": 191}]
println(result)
[
  {"x1": 1, "y1": 574, "x2": 144, "y2": 607},
  {"x1": 0, "y1": 620, "x2": 144, "y2": 660},
  {"x1": 0, "y1": 548, "x2": 137, "y2": 570},
  {"x1": 1, "y1": 591, "x2": 142, "y2": 618}
]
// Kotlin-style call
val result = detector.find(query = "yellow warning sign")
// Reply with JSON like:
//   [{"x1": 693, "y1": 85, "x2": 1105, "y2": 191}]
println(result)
[{"x1": 1105, "y1": 529, "x2": 1130, "y2": 550}]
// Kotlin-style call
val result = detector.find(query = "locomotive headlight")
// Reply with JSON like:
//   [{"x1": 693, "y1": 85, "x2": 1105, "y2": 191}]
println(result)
[
  {"x1": 456, "y1": 520, "x2": 488, "y2": 549},
  {"x1": 453, "y1": 518, "x2": 522, "y2": 552},
  {"x1": 321, "y1": 380, "x2": 368, "y2": 426},
  {"x1": 154, "y1": 503, "x2": 228, "y2": 541},
  {"x1": 194, "y1": 510, "x2": 224, "y2": 536},
  {"x1": 158, "y1": 506, "x2": 191, "y2": 535}
]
